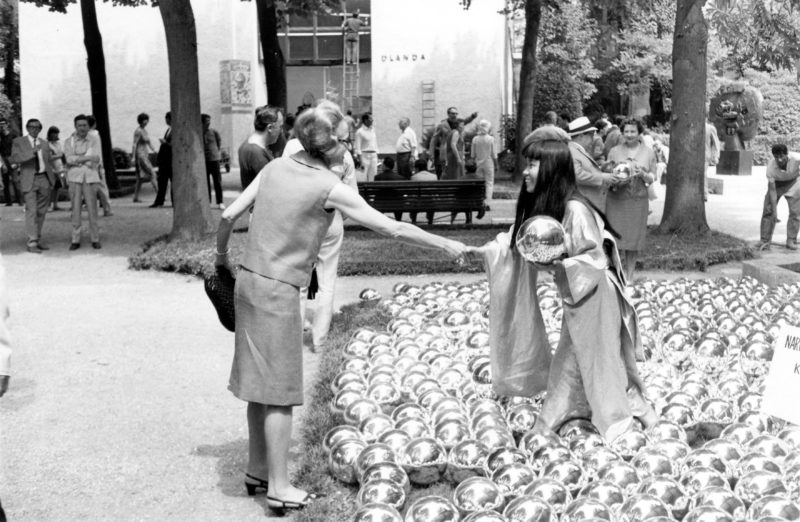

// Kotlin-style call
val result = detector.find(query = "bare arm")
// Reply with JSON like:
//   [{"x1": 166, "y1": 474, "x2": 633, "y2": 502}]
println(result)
[
  {"x1": 214, "y1": 172, "x2": 262, "y2": 270},
  {"x1": 325, "y1": 184, "x2": 465, "y2": 258}
]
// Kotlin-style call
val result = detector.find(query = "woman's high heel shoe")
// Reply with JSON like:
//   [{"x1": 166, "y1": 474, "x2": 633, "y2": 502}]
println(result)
[
  {"x1": 244, "y1": 473, "x2": 269, "y2": 496},
  {"x1": 266, "y1": 492, "x2": 323, "y2": 516}
]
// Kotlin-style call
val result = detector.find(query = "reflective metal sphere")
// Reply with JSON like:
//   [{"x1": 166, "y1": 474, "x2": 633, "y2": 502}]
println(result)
[
  {"x1": 637, "y1": 476, "x2": 689, "y2": 519},
  {"x1": 353, "y1": 502, "x2": 403, "y2": 522},
  {"x1": 618, "y1": 493, "x2": 671, "y2": 522},
  {"x1": 357, "y1": 479, "x2": 407, "y2": 511},
  {"x1": 690, "y1": 486, "x2": 745, "y2": 520},
  {"x1": 502, "y1": 495, "x2": 556, "y2": 521},
  {"x1": 323, "y1": 424, "x2": 363, "y2": 455},
  {"x1": 596, "y1": 461, "x2": 641, "y2": 493},
  {"x1": 515, "y1": 216, "x2": 567, "y2": 264},
  {"x1": 485, "y1": 447, "x2": 528, "y2": 475},
  {"x1": 461, "y1": 510, "x2": 507, "y2": 522},
  {"x1": 401, "y1": 437, "x2": 448, "y2": 485},
  {"x1": 734, "y1": 470, "x2": 788, "y2": 507},
  {"x1": 362, "y1": 462, "x2": 411, "y2": 495},
  {"x1": 403, "y1": 495, "x2": 460, "y2": 522},
  {"x1": 361, "y1": 414, "x2": 396, "y2": 443},
  {"x1": 682, "y1": 506, "x2": 734, "y2": 522},
  {"x1": 356, "y1": 443, "x2": 398, "y2": 481},
  {"x1": 679, "y1": 467, "x2": 729, "y2": 495},
  {"x1": 491, "y1": 462, "x2": 536, "y2": 498},
  {"x1": 631, "y1": 448, "x2": 675, "y2": 479},
  {"x1": 452, "y1": 476, "x2": 505, "y2": 515},
  {"x1": 562, "y1": 497, "x2": 614, "y2": 522},
  {"x1": 446, "y1": 439, "x2": 490, "y2": 484},
  {"x1": 329, "y1": 438, "x2": 368, "y2": 484},
  {"x1": 746, "y1": 495, "x2": 800, "y2": 521}
]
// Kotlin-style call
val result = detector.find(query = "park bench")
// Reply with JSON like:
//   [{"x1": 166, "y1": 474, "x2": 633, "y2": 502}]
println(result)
[{"x1": 358, "y1": 179, "x2": 486, "y2": 225}]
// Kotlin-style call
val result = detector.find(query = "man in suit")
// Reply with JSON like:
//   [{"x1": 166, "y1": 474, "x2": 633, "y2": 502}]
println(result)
[
  {"x1": 64, "y1": 114, "x2": 103, "y2": 250},
  {"x1": 10, "y1": 118, "x2": 55, "y2": 253},
  {"x1": 567, "y1": 116, "x2": 616, "y2": 212},
  {"x1": 0, "y1": 117, "x2": 22, "y2": 206},
  {"x1": 151, "y1": 111, "x2": 172, "y2": 207}
]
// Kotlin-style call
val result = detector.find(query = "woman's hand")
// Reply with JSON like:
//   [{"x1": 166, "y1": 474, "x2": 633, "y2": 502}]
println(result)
[
  {"x1": 444, "y1": 239, "x2": 468, "y2": 264},
  {"x1": 214, "y1": 249, "x2": 235, "y2": 274}
]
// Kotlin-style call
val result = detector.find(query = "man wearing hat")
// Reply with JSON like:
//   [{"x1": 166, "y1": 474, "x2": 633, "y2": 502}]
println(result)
[{"x1": 567, "y1": 116, "x2": 616, "y2": 212}]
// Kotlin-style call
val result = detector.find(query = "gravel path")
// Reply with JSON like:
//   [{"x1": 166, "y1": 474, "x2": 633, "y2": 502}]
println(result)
[{"x1": 0, "y1": 167, "x2": 795, "y2": 520}]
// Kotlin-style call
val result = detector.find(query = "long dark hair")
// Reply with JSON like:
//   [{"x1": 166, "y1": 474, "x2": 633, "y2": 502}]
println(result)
[{"x1": 510, "y1": 140, "x2": 618, "y2": 248}]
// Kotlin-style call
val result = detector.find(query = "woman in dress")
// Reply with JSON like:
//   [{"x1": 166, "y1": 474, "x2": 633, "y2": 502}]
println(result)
[
  {"x1": 46, "y1": 126, "x2": 66, "y2": 211},
  {"x1": 214, "y1": 102, "x2": 466, "y2": 515},
  {"x1": 604, "y1": 119, "x2": 657, "y2": 283},
  {"x1": 443, "y1": 118, "x2": 465, "y2": 180},
  {"x1": 132, "y1": 112, "x2": 157, "y2": 203},
  {"x1": 467, "y1": 129, "x2": 656, "y2": 441}
]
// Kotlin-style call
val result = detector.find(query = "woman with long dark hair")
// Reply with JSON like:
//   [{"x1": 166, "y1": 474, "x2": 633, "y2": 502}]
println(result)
[{"x1": 468, "y1": 129, "x2": 656, "y2": 440}]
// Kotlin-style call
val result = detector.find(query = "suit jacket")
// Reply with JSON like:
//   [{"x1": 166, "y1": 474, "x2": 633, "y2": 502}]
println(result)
[
  {"x1": 9, "y1": 135, "x2": 55, "y2": 192},
  {"x1": 569, "y1": 141, "x2": 608, "y2": 211},
  {"x1": 157, "y1": 127, "x2": 172, "y2": 172}
]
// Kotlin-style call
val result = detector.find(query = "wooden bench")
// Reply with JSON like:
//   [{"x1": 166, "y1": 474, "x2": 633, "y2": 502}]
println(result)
[{"x1": 358, "y1": 179, "x2": 486, "y2": 225}]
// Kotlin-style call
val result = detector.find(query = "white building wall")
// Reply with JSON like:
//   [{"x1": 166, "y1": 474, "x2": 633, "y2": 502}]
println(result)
[
  {"x1": 371, "y1": 0, "x2": 508, "y2": 154},
  {"x1": 19, "y1": 1, "x2": 262, "y2": 165}
]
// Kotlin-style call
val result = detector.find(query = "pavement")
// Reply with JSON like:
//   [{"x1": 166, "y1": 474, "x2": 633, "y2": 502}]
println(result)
[{"x1": 0, "y1": 166, "x2": 797, "y2": 520}]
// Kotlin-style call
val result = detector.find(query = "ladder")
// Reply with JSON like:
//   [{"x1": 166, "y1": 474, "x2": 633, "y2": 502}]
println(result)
[
  {"x1": 341, "y1": 6, "x2": 360, "y2": 112},
  {"x1": 421, "y1": 81, "x2": 436, "y2": 132}
]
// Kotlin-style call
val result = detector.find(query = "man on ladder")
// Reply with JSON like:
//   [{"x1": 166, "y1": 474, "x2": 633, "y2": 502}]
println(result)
[{"x1": 342, "y1": 12, "x2": 362, "y2": 65}]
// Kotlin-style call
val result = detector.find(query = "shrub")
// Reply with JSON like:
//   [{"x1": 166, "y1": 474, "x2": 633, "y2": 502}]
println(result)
[{"x1": 113, "y1": 147, "x2": 132, "y2": 169}]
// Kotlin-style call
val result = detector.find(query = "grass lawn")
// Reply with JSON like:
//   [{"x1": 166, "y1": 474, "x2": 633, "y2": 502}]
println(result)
[{"x1": 129, "y1": 226, "x2": 754, "y2": 279}]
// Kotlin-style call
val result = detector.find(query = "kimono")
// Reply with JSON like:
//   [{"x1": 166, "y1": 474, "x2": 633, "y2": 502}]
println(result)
[
  {"x1": 540, "y1": 198, "x2": 653, "y2": 440},
  {"x1": 481, "y1": 229, "x2": 552, "y2": 397}
]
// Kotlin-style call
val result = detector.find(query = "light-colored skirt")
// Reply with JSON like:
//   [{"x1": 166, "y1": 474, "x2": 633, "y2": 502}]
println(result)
[
  {"x1": 605, "y1": 192, "x2": 648, "y2": 251},
  {"x1": 229, "y1": 268, "x2": 304, "y2": 406}
]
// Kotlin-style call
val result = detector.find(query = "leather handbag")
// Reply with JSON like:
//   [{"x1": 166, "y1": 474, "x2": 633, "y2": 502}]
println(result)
[{"x1": 204, "y1": 265, "x2": 236, "y2": 332}]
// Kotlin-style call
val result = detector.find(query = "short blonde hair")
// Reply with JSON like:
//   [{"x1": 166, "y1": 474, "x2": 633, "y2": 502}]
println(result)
[
  {"x1": 478, "y1": 119, "x2": 491, "y2": 134},
  {"x1": 294, "y1": 101, "x2": 344, "y2": 155}
]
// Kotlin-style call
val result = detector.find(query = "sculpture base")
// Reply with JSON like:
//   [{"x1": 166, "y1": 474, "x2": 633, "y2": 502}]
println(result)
[{"x1": 716, "y1": 150, "x2": 753, "y2": 176}]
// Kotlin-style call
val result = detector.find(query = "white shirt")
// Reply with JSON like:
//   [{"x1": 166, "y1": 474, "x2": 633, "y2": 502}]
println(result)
[
  {"x1": 396, "y1": 127, "x2": 418, "y2": 159},
  {"x1": 28, "y1": 135, "x2": 46, "y2": 173},
  {"x1": 354, "y1": 126, "x2": 378, "y2": 155}
]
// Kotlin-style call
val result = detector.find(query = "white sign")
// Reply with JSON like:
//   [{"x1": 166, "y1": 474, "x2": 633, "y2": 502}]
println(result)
[{"x1": 762, "y1": 325, "x2": 800, "y2": 425}]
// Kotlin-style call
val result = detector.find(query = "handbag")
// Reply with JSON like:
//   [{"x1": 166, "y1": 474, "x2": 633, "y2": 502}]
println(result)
[{"x1": 204, "y1": 265, "x2": 236, "y2": 332}]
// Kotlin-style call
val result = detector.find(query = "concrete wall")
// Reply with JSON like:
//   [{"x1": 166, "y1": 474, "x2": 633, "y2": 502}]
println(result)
[
  {"x1": 19, "y1": 1, "x2": 263, "y2": 165},
  {"x1": 371, "y1": 0, "x2": 508, "y2": 153}
]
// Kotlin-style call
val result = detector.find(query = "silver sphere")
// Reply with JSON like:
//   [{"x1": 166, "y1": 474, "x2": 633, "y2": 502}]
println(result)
[
  {"x1": 618, "y1": 493, "x2": 671, "y2": 522},
  {"x1": 353, "y1": 502, "x2": 403, "y2": 522},
  {"x1": 446, "y1": 439, "x2": 490, "y2": 484},
  {"x1": 401, "y1": 437, "x2": 448, "y2": 486},
  {"x1": 746, "y1": 495, "x2": 800, "y2": 521},
  {"x1": 329, "y1": 438, "x2": 368, "y2": 484},
  {"x1": 631, "y1": 448, "x2": 675, "y2": 479},
  {"x1": 679, "y1": 466, "x2": 729, "y2": 495},
  {"x1": 596, "y1": 461, "x2": 641, "y2": 493},
  {"x1": 403, "y1": 495, "x2": 460, "y2": 522},
  {"x1": 561, "y1": 497, "x2": 614, "y2": 522},
  {"x1": 485, "y1": 447, "x2": 528, "y2": 475},
  {"x1": 515, "y1": 216, "x2": 567, "y2": 264},
  {"x1": 452, "y1": 476, "x2": 505, "y2": 515},
  {"x1": 523, "y1": 476, "x2": 573, "y2": 513},
  {"x1": 462, "y1": 510, "x2": 507, "y2": 522},
  {"x1": 491, "y1": 462, "x2": 537, "y2": 498},
  {"x1": 323, "y1": 424, "x2": 363, "y2": 455},
  {"x1": 502, "y1": 495, "x2": 556, "y2": 521},
  {"x1": 579, "y1": 479, "x2": 625, "y2": 510},
  {"x1": 682, "y1": 506, "x2": 734, "y2": 522},
  {"x1": 734, "y1": 470, "x2": 788, "y2": 507},
  {"x1": 356, "y1": 443, "x2": 398, "y2": 481},
  {"x1": 362, "y1": 462, "x2": 411, "y2": 496},
  {"x1": 357, "y1": 479, "x2": 407, "y2": 512},
  {"x1": 690, "y1": 486, "x2": 745, "y2": 520}
]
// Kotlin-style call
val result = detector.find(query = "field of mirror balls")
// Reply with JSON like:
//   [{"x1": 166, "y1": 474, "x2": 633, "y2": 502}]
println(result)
[{"x1": 323, "y1": 277, "x2": 800, "y2": 522}]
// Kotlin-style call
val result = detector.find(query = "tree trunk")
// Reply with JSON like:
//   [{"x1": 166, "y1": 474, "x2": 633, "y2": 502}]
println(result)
[
  {"x1": 657, "y1": 0, "x2": 709, "y2": 235},
  {"x1": 256, "y1": 0, "x2": 287, "y2": 110},
  {"x1": 2, "y1": 0, "x2": 20, "y2": 131},
  {"x1": 514, "y1": 0, "x2": 541, "y2": 184},
  {"x1": 158, "y1": 0, "x2": 215, "y2": 240},
  {"x1": 79, "y1": 0, "x2": 118, "y2": 191}
]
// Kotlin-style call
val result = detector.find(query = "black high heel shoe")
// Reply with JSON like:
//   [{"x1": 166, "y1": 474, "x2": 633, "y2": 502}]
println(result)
[
  {"x1": 244, "y1": 473, "x2": 269, "y2": 496},
  {"x1": 266, "y1": 492, "x2": 324, "y2": 516}
]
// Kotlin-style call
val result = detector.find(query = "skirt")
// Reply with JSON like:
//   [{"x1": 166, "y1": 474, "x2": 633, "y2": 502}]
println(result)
[
  {"x1": 229, "y1": 268, "x2": 304, "y2": 406},
  {"x1": 605, "y1": 192, "x2": 648, "y2": 251}
]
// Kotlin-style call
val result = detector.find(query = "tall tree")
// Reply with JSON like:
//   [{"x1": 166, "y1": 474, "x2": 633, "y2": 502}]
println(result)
[
  {"x1": 0, "y1": 0, "x2": 20, "y2": 131},
  {"x1": 514, "y1": 0, "x2": 543, "y2": 184},
  {"x1": 79, "y1": 0, "x2": 118, "y2": 190},
  {"x1": 255, "y1": 0, "x2": 286, "y2": 109},
  {"x1": 656, "y1": 0, "x2": 709, "y2": 234},
  {"x1": 158, "y1": 0, "x2": 214, "y2": 239}
]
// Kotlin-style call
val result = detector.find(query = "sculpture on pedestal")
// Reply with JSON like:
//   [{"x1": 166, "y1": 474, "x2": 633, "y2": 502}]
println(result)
[{"x1": 709, "y1": 83, "x2": 763, "y2": 175}]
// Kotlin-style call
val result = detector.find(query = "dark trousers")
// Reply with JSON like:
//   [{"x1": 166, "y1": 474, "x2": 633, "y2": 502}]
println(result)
[
  {"x1": 205, "y1": 160, "x2": 223, "y2": 204},
  {"x1": 761, "y1": 179, "x2": 800, "y2": 243},
  {"x1": 397, "y1": 152, "x2": 412, "y2": 178},
  {"x1": 153, "y1": 164, "x2": 172, "y2": 206},
  {"x1": 2, "y1": 162, "x2": 21, "y2": 205}
]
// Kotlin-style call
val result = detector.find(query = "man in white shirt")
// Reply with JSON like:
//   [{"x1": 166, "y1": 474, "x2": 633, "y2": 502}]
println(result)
[
  {"x1": 354, "y1": 113, "x2": 378, "y2": 181},
  {"x1": 64, "y1": 114, "x2": 103, "y2": 250},
  {"x1": 395, "y1": 117, "x2": 418, "y2": 179},
  {"x1": 87, "y1": 115, "x2": 112, "y2": 216},
  {"x1": 758, "y1": 143, "x2": 799, "y2": 251}
]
